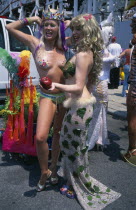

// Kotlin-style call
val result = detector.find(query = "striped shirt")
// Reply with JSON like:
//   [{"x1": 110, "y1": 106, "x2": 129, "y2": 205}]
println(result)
[{"x1": 129, "y1": 44, "x2": 136, "y2": 83}]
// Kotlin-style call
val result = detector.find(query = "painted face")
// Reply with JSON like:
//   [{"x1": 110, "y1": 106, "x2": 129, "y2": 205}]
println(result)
[
  {"x1": 102, "y1": 26, "x2": 114, "y2": 46},
  {"x1": 43, "y1": 20, "x2": 59, "y2": 40},
  {"x1": 72, "y1": 25, "x2": 84, "y2": 44}
]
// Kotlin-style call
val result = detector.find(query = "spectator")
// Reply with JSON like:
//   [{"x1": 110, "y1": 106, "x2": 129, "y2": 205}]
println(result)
[
  {"x1": 119, "y1": 43, "x2": 133, "y2": 97},
  {"x1": 108, "y1": 36, "x2": 122, "y2": 89}
]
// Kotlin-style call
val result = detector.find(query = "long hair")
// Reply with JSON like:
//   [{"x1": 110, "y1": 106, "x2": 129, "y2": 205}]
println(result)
[{"x1": 70, "y1": 14, "x2": 104, "y2": 86}]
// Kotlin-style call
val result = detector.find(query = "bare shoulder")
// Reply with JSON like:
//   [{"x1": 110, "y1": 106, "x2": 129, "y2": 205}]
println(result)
[{"x1": 76, "y1": 51, "x2": 93, "y2": 63}]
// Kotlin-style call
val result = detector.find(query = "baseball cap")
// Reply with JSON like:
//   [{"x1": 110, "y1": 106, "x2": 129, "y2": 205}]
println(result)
[{"x1": 111, "y1": 36, "x2": 116, "y2": 42}]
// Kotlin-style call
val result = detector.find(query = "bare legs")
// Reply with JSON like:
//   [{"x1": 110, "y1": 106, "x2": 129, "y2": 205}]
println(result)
[
  {"x1": 36, "y1": 97, "x2": 56, "y2": 184},
  {"x1": 50, "y1": 103, "x2": 66, "y2": 178}
]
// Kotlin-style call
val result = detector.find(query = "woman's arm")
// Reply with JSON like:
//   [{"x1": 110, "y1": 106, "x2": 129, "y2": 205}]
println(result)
[
  {"x1": 51, "y1": 51, "x2": 93, "y2": 95},
  {"x1": 5, "y1": 16, "x2": 41, "y2": 49},
  {"x1": 103, "y1": 54, "x2": 116, "y2": 62},
  {"x1": 119, "y1": 50, "x2": 126, "y2": 58}
]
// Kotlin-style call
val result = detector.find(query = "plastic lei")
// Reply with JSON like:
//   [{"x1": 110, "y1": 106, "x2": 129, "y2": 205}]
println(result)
[{"x1": 1, "y1": 49, "x2": 39, "y2": 156}]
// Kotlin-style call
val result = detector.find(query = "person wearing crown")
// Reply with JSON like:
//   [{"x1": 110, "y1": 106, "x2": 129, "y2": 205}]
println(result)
[
  {"x1": 5, "y1": 8, "x2": 70, "y2": 191},
  {"x1": 49, "y1": 13, "x2": 120, "y2": 209}
]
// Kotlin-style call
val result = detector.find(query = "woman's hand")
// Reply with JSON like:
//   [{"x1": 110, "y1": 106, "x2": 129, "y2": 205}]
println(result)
[
  {"x1": 35, "y1": 16, "x2": 42, "y2": 26},
  {"x1": 48, "y1": 82, "x2": 56, "y2": 91},
  {"x1": 29, "y1": 16, "x2": 42, "y2": 26}
]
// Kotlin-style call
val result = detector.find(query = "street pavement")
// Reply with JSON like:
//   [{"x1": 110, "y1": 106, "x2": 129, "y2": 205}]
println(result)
[
  {"x1": 108, "y1": 85, "x2": 127, "y2": 120},
  {"x1": 0, "y1": 85, "x2": 136, "y2": 210}
]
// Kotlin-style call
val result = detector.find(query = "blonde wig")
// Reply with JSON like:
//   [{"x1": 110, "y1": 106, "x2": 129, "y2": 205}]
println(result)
[{"x1": 70, "y1": 14, "x2": 104, "y2": 85}]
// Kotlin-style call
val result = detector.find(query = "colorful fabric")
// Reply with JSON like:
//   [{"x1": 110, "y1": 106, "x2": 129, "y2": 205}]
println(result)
[
  {"x1": 39, "y1": 91, "x2": 65, "y2": 104},
  {"x1": 58, "y1": 97, "x2": 120, "y2": 209},
  {"x1": 0, "y1": 48, "x2": 31, "y2": 87},
  {"x1": 2, "y1": 79, "x2": 39, "y2": 156}
]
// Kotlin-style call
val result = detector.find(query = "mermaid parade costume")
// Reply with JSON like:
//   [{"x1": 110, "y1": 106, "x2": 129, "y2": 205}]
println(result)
[{"x1": 58, "y1": 59, "x2": 121, "y2": 209}]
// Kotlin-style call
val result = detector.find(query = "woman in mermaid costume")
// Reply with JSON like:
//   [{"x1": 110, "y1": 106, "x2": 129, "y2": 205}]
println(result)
[
  {"x1": 5, "y1": 8, "x2": 70, "y2": 191},
  {"x1": 50, "y1": 14, "x2": 121, "y2": 209}
]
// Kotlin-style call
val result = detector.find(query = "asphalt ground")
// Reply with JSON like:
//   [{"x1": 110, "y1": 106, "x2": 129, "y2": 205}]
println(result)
[{"x1": 0, "y1": 114, "x2": 136, "y2": 210}]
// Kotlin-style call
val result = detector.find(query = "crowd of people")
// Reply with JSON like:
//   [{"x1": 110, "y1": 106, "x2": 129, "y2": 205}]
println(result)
[{"x1": 4, "y1": 6, "x2": 136, "y2": 210}]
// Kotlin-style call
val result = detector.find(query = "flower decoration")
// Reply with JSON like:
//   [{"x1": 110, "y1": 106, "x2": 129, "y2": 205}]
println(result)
[
  {"x1": 83, "y1": 14, "x2": 92, "y2": 21},
  {"x1": 17, "y1": 50, "x2": 31, "y2": 82},
  {"x1": 19, "y1": 50, "x2": 31, "y2": 58},
  {"x1": 0, "y1": 48, "x2": 31, "y2": 87}
]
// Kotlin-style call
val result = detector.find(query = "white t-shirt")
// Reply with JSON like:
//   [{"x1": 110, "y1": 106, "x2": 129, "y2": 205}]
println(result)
[{"x1": 107, "y1": 43, "x2": 122, "y2": 67}]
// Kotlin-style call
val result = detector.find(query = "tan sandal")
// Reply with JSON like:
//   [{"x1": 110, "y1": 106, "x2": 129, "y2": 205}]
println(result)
[
  {"x1": 122, "y1": 149, "x2": 136, "y2": 166},
  {"x1": 36, "y1": 170, "x2": 52, "y2": 192}
]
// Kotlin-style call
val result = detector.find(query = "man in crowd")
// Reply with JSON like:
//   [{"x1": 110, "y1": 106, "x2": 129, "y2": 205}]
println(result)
[{"x1": 108, "y1": 36, "x2": 122, "y2": 89}]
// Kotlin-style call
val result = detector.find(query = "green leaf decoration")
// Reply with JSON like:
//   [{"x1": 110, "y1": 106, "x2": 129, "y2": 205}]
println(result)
[
  {"x1": 63, "y1": 61, "x2": 75, "y2": 79},
  {"x1": 66, "y1": 114, "x2": 72, "y2": 123},
  {"x1": 87, "y1": 202, "x2": 93, "y2": 206},
  {"x1": 76, "y1": 108, "x2": 86, "y2": 119},
  {"x1": 87, "y1": 195, "x2": 92, "y2": 201},
  {"x1": 67, "y1": 134, "x2": 72, "y2": 139},
  {"x1": 93, "y1": 185, "x2": 100, "y2": 193},
  {"x1": 71, "y1": 140, "x2": 80, "y2": 149},
  {"x1": 64, "y1": 125, "x2": 68, "y2": 134},
  {"x1": 85, "y1": 117, "x2": 92, "y2": 127},
  {"x1": 85, "y1": 182, "x2": 92, "y2": 189},
  {"x1": 62, "y1": 140, "x2": 69, "y2": 149},
  {"x1": 73, "y1": 129, "x2": 81, "y2": 137},
  {"x1": 96, "y1": 195, "x2": 101, "y2": 199},
  {"x1": 74, "y1": 152, "x2": 80, "y2": 157},
  {"x1": 85, "y1": 173, "x2": 89, "y2": 178},
  {"x1": 106, "y1": 188, "x2": 111, "y2": 193},
  {"x1": 102, "y1": 200, "x2": 107, "y2": 204},
  {"x1": 81, "y1": 146, "x2": 88, "y2": 154},
  {"x1": 73, "y1": 171, "x2": 79, "y2": 178},
  {"x1": 75, "y1": 121, "x2": 79, "y2": 124},
  {"x1": 77, "y1": 165, "x2": 85, "y2": 173},
  {"x1": 68, "y1": 155, "x2": 76, "y2": 162}
]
